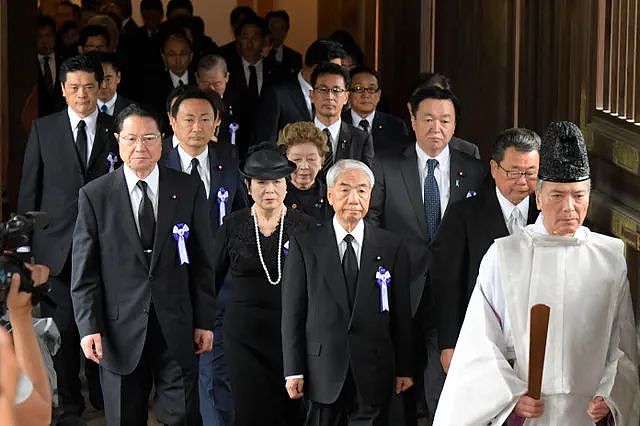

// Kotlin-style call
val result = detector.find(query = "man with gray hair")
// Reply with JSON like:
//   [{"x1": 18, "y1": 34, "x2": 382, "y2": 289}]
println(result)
[
  {"x1": 282, "y1": 159, "x2": 414, "y2": 425},
  {"x1": 430, "y1": 128, "x2": 541, "y2": 374},
  {"x1": 434, "y1": 122, "x2": 639, "y2": 425}
]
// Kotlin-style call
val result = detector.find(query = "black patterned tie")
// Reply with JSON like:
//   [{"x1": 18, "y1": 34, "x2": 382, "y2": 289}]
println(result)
[
  {"x1": 100, "y1": 104, "x2": 108, "y2": 114},
  {"x1": 137, "y1": 180, "x2": 156, "y2": 255},
  {"x1": 342, "y1": 234, "x2": 358, "y2": 308},
  {"x1": 424, "y1": 159, "x2": 441, "y2": 240},
  {"x1": 42, "y1": 55, "x2": 53, "y2": 90},
  {"x1": 76, "y1": 120, "x2": 88, "y2": 168},
  {"x1": 190, "y1": 157, "x2": 201, "y2": 181},
  {"x1": 322, "y1": 128, "x2": 334, "y2": 173},
  {"x1": 359, "y1": 119, "x2": 370, "y2": 132}
]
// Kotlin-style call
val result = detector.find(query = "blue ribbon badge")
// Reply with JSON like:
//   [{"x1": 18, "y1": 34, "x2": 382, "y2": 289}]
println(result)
[
  {"x1": 283, "y1": 240, "x2": 289, "y2": 256},
  {"x1": 217, "y1": 187, "x2": 229, "y2": 226},
  {"x1": 375, "y1": 266, "x2": 391, "y2": 312},
  {"x1": 172, "y1": 223, "x2": 190, "y2": 265},
  {"x1": 229, "y1": 122, "x2": 239, "y2": 145},
  {"x1": 106, "y1": 152, "x2": 118, "y2": 173}
]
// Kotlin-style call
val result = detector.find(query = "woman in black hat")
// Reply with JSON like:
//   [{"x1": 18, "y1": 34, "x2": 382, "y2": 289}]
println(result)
[{"x1": 213, "y1": 143, "x2": 313, "y2": 426}]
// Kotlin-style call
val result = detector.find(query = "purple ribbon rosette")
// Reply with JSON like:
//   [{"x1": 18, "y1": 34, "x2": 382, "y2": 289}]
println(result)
[
  {"x1": 106, "y1": 152, "x2": 118, "y2": 173},
  {"x1": 172, "y1": 223, "x2": 190, "y2": 265},
  {"x1": 229, "y1": 122, "x2": 239, "y2": 145},
  {"x1": 217, "y1": 187, "x2": 229, "y2": 226},
  {"x1": 375, "y1": 266, "x2": 391, "y2": 312}
]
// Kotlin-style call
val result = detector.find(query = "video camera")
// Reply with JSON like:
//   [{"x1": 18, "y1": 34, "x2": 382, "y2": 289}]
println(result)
[{"x1": 0, "y1": 212, "x2": 49, "y2": 313}]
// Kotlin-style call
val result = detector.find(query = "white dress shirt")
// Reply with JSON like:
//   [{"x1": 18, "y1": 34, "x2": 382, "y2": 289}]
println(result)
[
  {"x1": 123, "y1": 164, "x2": 160, "y2": 235},
  {"x1": 297, "y1": 71, "x2": 313, "y2": 116},
  {"x1": 68, "y1": 107, "x2": 98, "y2": 160},
  {"x1": 314, "y1": 117, "x2": 342, "y2": 157},
  {"x1": 416, "y1": 143, "x2": 450, "y2": 217},
  {"x1": 97, "y1": 92, "x2": 118, "y2": 116},
  {"x1": 495, "y1": 186, "x2": 530, "y2": 233},
  {"x1": 177, "y1": 145, "x2": 211, "y2": 198},
  {"x1": 350, "y1": 110, "x2": 375, "y2": 133},
  {"x1": 333, "y1": 216, "x2": 364, "y2": 266},
  {"x1": 242, "y1": 58, "x2": 264, "y2": 94},
  {"x1": 172, "y1": 134, "x2": 180, "y2": 148},
  {"x1": 38, "y1": 53, "x2": 56, "y2": 82},
  {"x1": 274, "y1": 45, "x2": 284, "y2": 62},
  {"x1": 169, "y1": 70, "x2": 189, "y2": 88}
]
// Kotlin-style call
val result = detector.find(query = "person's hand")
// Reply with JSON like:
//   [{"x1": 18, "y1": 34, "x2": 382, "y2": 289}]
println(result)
[
  {"x1": 513, "y1": 395, "x2": 544, "y2": 419},
  {"x1": 395, "y1": 376, "x2": 414, "y2": 394},
  {"x1": 285, "y1": 378, "x2": 304, "y2": 399},
  {"x1": 24, "y1": 263, "x2": 49, "y2": 287},
  {"x1": 80, "y1": 333, "x2": 103, "y2": 364},
  {"x1": 440, "y1": 348, "x2": 454, "y2": 373},
  {"x1": 587, "y1": 396, "x2": 610, "y2": 423},
  {"x1": 6, "y1": 273, "x2": 32, "y2": 317},
  {"x1": 0, "y1": 327, "x2": 19, "y2": 402},
  {"x1": 194, "y1": 329, "x2": 213, "y2": 354}
]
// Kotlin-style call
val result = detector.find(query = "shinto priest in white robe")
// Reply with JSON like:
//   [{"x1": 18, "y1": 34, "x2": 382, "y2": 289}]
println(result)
[{"x1": 434, "y1": 214, "x2": 639, "y2": 425}]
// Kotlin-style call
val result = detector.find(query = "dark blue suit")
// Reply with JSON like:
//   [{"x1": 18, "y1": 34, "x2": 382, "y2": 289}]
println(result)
[{"x1": 164, "y1": 141, "x2": 248, "y2": 426}]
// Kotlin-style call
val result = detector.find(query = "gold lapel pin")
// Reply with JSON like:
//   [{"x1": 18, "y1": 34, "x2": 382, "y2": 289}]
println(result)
[
  {"x1": 171, "y1": 194, "x2": 177, "y2": 200},
  {"x1": 217, "y1": 164, "x2": 223, "y2": 170},
  {"x1": 375, "y1": 256, "x2": 381, "y2": 261}
]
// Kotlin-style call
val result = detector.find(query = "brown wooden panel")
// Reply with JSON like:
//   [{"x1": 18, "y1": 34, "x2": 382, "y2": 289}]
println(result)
[
  {"x1": 601, "y1": 0, "x2": 612, "y2": 110},
  {"x1": 636, "y1": 0, "x2": 640, "y2": 122},
  {"x1": 611, "y1": 0, "x2": 620, "y2": 114},
  {"x1": 617, "y1": 0, "x2": 628, "y2": 117},
  {"x1": 624, "y1": 0, "x2": 636, "y2": 118}
]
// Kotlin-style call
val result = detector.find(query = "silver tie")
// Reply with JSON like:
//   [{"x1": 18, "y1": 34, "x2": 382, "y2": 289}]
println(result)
[{"x1": 508, "y1": 209, "x2": 523, "y2": 234}]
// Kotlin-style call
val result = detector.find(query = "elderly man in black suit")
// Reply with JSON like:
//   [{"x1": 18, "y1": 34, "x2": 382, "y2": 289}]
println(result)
[
  {"x1": 71, "y1": 104, "x2": 215, "y2": 425},
  {"x1": 283, "y1": 159, "x2": 413, "y2": 426},
  {"x1": 368, "y1": 86, "x2": 487, "y2": 425},
  {"x1": 89, "y1": 52, "x2": 133, "y2": 117},
  {"x1": 255, "y1": 39, "x2": 346, "y2": 144},
  {"x1": 18, "y1": 54, "x2": 118, "y2": 425},
  {"x1": 429, "y1": 128, "x2": 540, "y2": 373},
  {"x1": 310, "y1": 62, "x2": 375, "y2": 172},
  {"x1": 342, "y1": 66, "x2": 409, "y2": 154}
]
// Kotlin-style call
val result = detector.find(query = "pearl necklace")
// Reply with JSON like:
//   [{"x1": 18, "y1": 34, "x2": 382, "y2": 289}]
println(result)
[{"x1": 252, "y1": 206, "x2": 286, "y2": 285}]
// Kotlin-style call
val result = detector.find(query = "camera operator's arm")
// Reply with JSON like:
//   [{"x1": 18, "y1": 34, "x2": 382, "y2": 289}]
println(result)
[
  {"x1": 71, "y1": 188, "x2": 104, "y2": 363},
  {"x1": 7, "y1": 271, "x2": 52, "y2": 426},
  {"x1": 0, "y1": 327, "x2": 19, "y2": 425}
]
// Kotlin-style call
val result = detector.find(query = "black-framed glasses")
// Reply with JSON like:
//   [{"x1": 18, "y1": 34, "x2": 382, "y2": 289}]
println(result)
[
  {"x1": 314, "y1": 86, "x2": 347, "y2": 96},
  {"x1": 350, "y1": 86, "x2": 380, "y2": 94},
  {"x1": 497, "y1": 163, "x2": 538, "y2": 180}
]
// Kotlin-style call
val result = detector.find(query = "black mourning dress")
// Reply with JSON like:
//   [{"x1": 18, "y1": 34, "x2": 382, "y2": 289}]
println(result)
[
  {"x1": 214, "y1": 207, "x2": 314, "y2": 426},
  {"x1": 284, "y1": 180, "x2": 332, "y2": 227}
]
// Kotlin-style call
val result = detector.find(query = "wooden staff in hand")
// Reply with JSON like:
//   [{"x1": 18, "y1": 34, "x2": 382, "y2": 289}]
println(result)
[{"x1": 513, "y1": 304, "x2": 550, "y2": 419}]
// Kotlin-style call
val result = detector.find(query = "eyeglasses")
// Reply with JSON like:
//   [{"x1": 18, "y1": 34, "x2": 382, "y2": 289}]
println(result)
[
  {"x1": 497, "y1": 163, "x2": 538, "y2": 180},
  {"x1": 314, "y1": 86, "x2": 347, "y2": 96},
  {"x1": 117, "y1": 134, "x2": 162, "y2": 147},
  {"x1": 350, "y1": 86, "x2": 380, "y2": 94}
]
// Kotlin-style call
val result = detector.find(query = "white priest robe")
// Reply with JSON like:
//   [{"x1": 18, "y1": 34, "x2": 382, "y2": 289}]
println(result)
[{"x1": 434, "y1": 215, "x2": 640, "y2": 426}]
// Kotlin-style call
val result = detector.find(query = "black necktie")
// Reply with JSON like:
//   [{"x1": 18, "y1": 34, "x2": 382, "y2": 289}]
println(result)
[
  {"x1": 100, "y1": 104, "x2": 108, "y2": 114},
  {"x1": 190, "y1": 157, "x2": 201, "y2": 181},
  {"x1": 76, "y1": 120, "x2": 88, "y2": 168},
  {"x1": 248, "y1": 65, "x2": 259, "y2": 98},
  {"x1": 424, "y1": 159, "x2": 441, "y2": 240},
  {"x1": 342, "y1": 234, "x2": 358, "y2": 308},
  {"x1": 359, "y1": 119, "x2": 370, "y2": 132},
  {"x1": 137, "y1": 180, "x2": 156, "y2": 255},
  {"x1": 42, "y1": 55, "x2": 53, "y2": 90},
  {"x1": 178, "y1": 79, "x2": 185, "y2": 86},
  {"x1": 322, "y1": 128, "x2": 334, "y2": 173}
]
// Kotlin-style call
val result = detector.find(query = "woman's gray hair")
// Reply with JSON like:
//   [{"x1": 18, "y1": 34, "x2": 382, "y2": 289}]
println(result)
[{"x1": 326, "y1": 159, "x2": 375, "y2": 188}]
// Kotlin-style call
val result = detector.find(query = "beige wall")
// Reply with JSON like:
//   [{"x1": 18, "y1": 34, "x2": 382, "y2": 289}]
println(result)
[{"x1": 131, "y1": 0, "x2": 317, "y2": 55}]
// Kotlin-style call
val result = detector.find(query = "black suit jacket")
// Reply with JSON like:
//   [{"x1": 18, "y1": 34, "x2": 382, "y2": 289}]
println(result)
[
  {"x1": 163, "y1": 142, "x2": 248, "y2": 232},
  {"x1": 112, "y1": 93, "x2": 134, "y2": 117},
  {"x1": 37, "y1": 54, "x2": 65, "y2": 116},
  {"x1": 367, "y1": 144, "x2": 488, "y2": 316},
  {"x1": 282, "y1": 223, "x2": 412, "y2": 405},
  {"x1": 17, "y1": 109, "x2": 118, "y2": 276},
  {"x1": 429, "y1": 184, "x2": 538, "y2": 349},
  {"x1": 71, "y1": 166, "x2": 216, "y2": 375},
  {"x1": 227, "y1": 57, "x2": 285, "y2": 153},
  {"x1": 254, "y1": 78, "x2": 311, "y2": 144},
  {"x1": 342, "y1": 109, "x2": 409, "y2": 154},
  {"x1": 271, "y1": 44, "x2": 303, "y2": 77},
  {"x1": 333, "y1": 121, "x2": 375, "y2": 167}
]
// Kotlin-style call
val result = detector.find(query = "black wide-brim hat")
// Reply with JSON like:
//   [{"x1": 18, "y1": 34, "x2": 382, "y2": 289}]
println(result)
[{"x1": 240, "y1": 142, "x2": 297, "y2": 180}]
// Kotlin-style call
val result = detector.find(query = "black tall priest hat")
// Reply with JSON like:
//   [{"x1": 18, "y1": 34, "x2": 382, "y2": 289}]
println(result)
[{"x1": 538, "y1": 121, "x2": 590, "y2": 182}]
